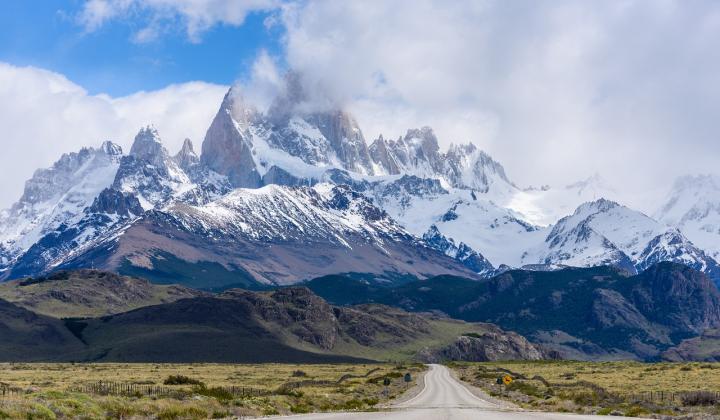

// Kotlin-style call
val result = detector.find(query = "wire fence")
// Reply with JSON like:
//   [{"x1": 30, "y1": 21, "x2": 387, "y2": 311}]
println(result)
[{"x1": 70, "y1": 381, "x2": 269, "y2": 399}]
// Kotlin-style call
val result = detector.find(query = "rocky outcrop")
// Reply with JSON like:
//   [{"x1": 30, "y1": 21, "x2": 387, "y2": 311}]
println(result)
[
  {"x1": 0, "y1": 281, "x2": 545, "y2": 363},
  {"x1": 222, "y1": 287, "x2": 341, "y2": 350},
  {"x1": 627, "y1": 262, "x2": 720, "y2": 335},
  {"x1": 87, "y1": 188, "x2": 144, "y2": 217},
  {"x1": 174, "y1": 138, "x2": 200, "y2": 171},
  {"x1": 416, "y1": 329, "x2": 545, "y2": 362},
  {"x1": 423, "y1": 225, "x2": 494, "y2": 275},
  {"x1": 200, "y1": 90, "x2": 262, "y2": 188}
]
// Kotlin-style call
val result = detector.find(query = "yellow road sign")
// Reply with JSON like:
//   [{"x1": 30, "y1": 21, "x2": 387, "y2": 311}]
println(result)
[{"x1": 502, "y1": 375, "x2": 513, "y2": 385}]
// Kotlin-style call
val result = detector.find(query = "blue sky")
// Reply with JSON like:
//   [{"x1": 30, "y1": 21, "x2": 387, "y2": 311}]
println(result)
[
  {"x1": 0, "y1": 1, "x2": 282, "y2": 96},
  {"x1": 1, "y1": 0, "x2": 720, "y2": 211}
]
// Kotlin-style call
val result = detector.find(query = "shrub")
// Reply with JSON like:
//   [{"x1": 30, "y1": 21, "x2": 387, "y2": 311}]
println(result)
[
  {"x1": 596, "y1": 407, "x2": 612, "y2": 415},
  {"x1": 682, "y1": 392, "x2": 719, "y2": 406},
  {"x1": 507, "y1": 381, "x2": 545, "y2": 398},
  {"x1": 624, "y1": 406, "x2": 648, "y2": 417},
  {"x1": 164, "y1": 375, "x2": 204, "y2": 386},
  {"x1": 101, "y1": 399, "x2": 137, "y2": 419},
  {"x1": 290, "y1": 403, "x2": 312, "y2": 414},
  {"x1": 194, "y1": 386, "x2": 234, "y2": 402},
  {"x1": 157, "y1": 406, "x2": 207, "y2": 420},
  {"x1": 292, "y1": 370, "x2": 308, "y2": 377},
  {"x1": 340, "y1": 399, "x2": 365, "y2": 410}
]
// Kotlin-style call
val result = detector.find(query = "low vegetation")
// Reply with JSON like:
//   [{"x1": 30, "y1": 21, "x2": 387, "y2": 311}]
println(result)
[
  {"x1": 451, "y1": 360, "x2": 720, "y2": 417},
  {"x1": 0, "y1": 363, "x2": 424, "y2": 418}
]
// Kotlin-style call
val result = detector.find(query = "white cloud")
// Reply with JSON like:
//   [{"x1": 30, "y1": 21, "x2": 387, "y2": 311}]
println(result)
[
  {"x1": 274, "y1": 0, "x2": 720, "y2": 212},
  {"x1": 0, "y1": 62, "x2": 227, "y2": 208},
  {"x1": 13, "y1": 0, "x2": 720, "y2": 214},
  {"x1": 78, "y1": 0, "x2": 280, "y2": 42}
]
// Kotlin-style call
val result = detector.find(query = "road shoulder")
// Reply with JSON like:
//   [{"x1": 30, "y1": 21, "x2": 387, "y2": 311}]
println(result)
[
  {"x1": 382, "y1": 365, "x2": 428, "y2": 408},
  {"x1": 446, "y1": 364, "x2": 521, "y2": 410}
]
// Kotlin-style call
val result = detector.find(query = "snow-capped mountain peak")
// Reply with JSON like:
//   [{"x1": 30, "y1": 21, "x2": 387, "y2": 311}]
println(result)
[
  {"x1": 114, "y1": 127, "x2": 193, "y2": 209},
  {"x1": 0, "y1": 141, "x2": 124, "y2": 269},
  {"x1": 174, "y1": 138, "x2": 199, "y2": 171},
  {"x1": 129, "y1": 125, "x2": 168, "y2": 166},
  {"x1": 655, "y1": 174, "x2": 720, "y2": 260},
  {"x1": 526, "y1": 198, "x2": 720, "y2": 281}
]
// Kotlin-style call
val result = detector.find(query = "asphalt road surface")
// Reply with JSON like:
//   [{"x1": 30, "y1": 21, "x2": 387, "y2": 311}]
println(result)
[{"x1": 277, "y1": 364, "x2": 616, "y2": 419}]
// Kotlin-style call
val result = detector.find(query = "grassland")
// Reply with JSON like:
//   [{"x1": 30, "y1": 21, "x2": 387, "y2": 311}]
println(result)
[
  {"x1": 451, "y1": 360, "x2": 720, "y2": 417},
  {"x1": 0, "y1": 363, "x2": 424, "y2": 419}
]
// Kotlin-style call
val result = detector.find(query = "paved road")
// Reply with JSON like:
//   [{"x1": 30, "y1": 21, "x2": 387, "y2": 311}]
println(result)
[{"x1": 276, "y1": 364, "x2": 615, "y2": 419}]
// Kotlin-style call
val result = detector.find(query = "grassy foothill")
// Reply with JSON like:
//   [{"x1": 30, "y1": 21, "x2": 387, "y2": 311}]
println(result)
[
  {"x1": 451, "y1": 360, "x2": 720, "y2": 418},
  {"x1": 0, "y1": 363, "x2": 424, "y2": 419}
]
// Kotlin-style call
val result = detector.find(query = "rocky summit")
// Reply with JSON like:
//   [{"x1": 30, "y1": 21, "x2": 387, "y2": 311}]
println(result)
[{"x1": 1, "y1": 72, "x2": 720, "y2": 290}]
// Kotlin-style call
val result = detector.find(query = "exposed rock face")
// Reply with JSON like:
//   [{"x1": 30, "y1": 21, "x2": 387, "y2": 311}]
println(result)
[
  {"x1": 200, "y1": 91, "x2": 262, "y2": 188},
  {"x1": 368, "y1": 135, "x2": 400, "y2": 174},
  {"x1": 416, "y1": 329, "x2": 545, "y2": 363},
  {"x1": 627, "y1": 262, "x2": 720, "y2": 335},
  {"x1": 59, "y1": 183, "x2": 477, "y2": 286},
  {"x1": 222, "y1": 287, "x2": 340, "y2": 350},
  {"x1": 88, "y1": 188, "x2": 144, "y2": 217},
  {"x1": 266, "y1": 72, "x2": 375, "y2": 175},
  {"x1": 370, "y1": 128, "x2": 511, "y2": 192},
  {"x1": 174, "y1": 138, "x2": 200, "y2": 171},
  {"x1": 662, "y1": 329, "x2": 720, "y2": 362},
  {"x1": 128, "y1": 126, "x2": 169, "y2": 169},
  {"x1": 309, "y1": 262, "x2": 720, "y2": 361},
  {"x1": 334, "y1": 304, "x2": 431, "y2": 346},
  {"x1": 0, "y1": 141, "x2": 123, "y2": 270},
  {"x1": 423, "y1": 225, "x2": 494, "y2": 275},
  {"x1": 0, "y1": 282, "x2": 546, "y2": 363},
  {"x1": 114, "y1": 127, "x2": 192, "y2": 209}
]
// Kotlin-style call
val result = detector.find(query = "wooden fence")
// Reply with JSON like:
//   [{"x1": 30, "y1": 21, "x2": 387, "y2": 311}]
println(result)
[
  {"x1": 629, "y1": 390, "x2": 720, "y2": 405},
  {"x1": 72, "y1": 381, "x2": 268, "y2": 399},
  {"x1": 3, "y1": 368, "x2": 383, "y2": 400},
  {"x1": 0, "y1": 383, "x2": 24, "y2": 398},
  {"x1": 275, "y1": 367, "x2": 382, "y2": 394}
]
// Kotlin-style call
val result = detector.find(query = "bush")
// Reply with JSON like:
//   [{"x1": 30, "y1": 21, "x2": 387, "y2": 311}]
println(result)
[
  {"x1": 292, "y1": 370, "x2": 308, "y2": 377},
  {"x1": 194, "y1": 386, "x2": 234, "y2": 402},
  {"x1": 624, "y1": 406, "x2": 648, "y2": 417},
  {"x1": 290, "y1": 403, "x2": 312, "y2": 414},
  {"x1": 596, "y1": 407, "x2": 612, "y2": 415},
  {"x1": 682, "y1": 392, "x2": 719, "y2": 406},
  {"x1": 507, "y1": 381, "x2": 545, "y2": 398},
  {"x1": 101, "y1": 399, "x2": 137, "y2": 419},
  {"x1": 339, "y1": 399, "x2": 365, "y2": 410},
  {"x1": 157, "y1": 406, "x2": 207, "y2": 420},
  {"x1": 164, "y1": 375, "x2": 204, "y2": 386}
]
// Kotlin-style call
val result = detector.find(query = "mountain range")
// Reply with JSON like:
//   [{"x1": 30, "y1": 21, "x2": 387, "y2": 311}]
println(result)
[
  {"x1": 1, "y1": 73, "x2": 719, "y2": 288},
  {"x1": 0, "y1": 269, "x2": 544, "y2": 363},
  {"x1": 304, "y1": 262, "x2": 720, "y2": 361}
]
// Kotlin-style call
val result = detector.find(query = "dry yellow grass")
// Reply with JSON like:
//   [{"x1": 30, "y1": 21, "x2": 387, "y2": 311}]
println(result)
[
  {"x1": 451, "y1": 361, "x2": 720, "y2": 418},
  {"x1": 0, "y1": 363, "x2": 424, "y2": 419},
  {"x1": 475, "y1": 360, "x2": 720, "y2": 395}
]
